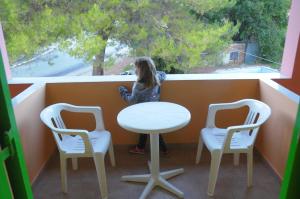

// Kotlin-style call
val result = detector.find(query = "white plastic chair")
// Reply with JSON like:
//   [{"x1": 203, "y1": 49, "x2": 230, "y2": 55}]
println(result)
[
  {"x1": 40, "y1": 103, "x2": 116, "y2": 199},
  {"x1": 195, "y1": 99, "x2": 271, "y2": 196}
]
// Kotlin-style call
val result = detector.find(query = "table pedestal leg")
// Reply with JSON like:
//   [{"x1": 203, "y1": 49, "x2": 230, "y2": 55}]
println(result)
[
  {"x1": 160, "y1": 168, "x2": 184, "y2": 180},
  {"x1": 121, "y1": 174, "x2": 151, "y2": 183},
  {"x1": 121, "y1": 133, "x2": 184, "y2": 199}
]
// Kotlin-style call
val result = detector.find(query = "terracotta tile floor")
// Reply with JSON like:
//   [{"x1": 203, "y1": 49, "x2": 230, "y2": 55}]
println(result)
[{"x1": 33, "y1": 145, "x2": 280, "y2": 199}]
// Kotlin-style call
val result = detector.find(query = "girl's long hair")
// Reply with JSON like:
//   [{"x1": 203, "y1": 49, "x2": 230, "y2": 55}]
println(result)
[{"x1": 135, "y1": 57, "x2": 160, "y2": 88}]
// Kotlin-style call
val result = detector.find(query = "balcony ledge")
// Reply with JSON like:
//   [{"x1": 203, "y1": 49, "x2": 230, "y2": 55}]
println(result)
[{"x1": 8, "y1": 73, "x2": 284, "y2": 84}]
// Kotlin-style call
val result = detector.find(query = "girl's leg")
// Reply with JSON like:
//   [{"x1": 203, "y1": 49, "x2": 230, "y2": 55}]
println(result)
[
  {"x1": 159, "y1": 135, "x2": 167, "y2": 152},
  {"x1": 137, "y1": 134, "x2": 148, "y2": 149}
]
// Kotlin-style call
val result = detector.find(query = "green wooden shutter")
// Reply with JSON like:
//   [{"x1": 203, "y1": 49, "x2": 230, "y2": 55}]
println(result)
[
  {"x1": 280, "y1": 104, "x2": 300, "y2": 199},
  {"x1": 0, "y1": 50, "x2": 33, "y2": 198}
]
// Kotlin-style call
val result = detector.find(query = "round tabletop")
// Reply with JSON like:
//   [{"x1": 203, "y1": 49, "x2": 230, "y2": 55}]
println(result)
[{"x1": 117, "y1": 102, "x2": 191, "y2": 134}]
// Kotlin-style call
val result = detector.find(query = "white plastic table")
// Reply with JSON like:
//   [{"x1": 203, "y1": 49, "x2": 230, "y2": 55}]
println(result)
[{"x1": 117, "y1": 102, "x2": 191, "y2": 199}]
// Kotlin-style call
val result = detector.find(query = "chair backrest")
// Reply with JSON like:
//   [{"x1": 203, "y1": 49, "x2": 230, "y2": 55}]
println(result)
[
  {"x1": 40, "y1": 103, "x2": 70, "y2": 150},
  {"x1": 241, "y1": 99, "x2": 271, "y2": 142}
]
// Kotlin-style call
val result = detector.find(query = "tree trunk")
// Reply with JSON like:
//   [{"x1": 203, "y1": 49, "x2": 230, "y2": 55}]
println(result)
[{"x1": 92, "y1": 46, "x2": 106, "y2": 75}]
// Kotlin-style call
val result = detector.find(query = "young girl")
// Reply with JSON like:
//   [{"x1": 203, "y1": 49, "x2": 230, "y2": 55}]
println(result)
[{"x1": 118, "y1": 57, "x2": 168, "y2": 155}]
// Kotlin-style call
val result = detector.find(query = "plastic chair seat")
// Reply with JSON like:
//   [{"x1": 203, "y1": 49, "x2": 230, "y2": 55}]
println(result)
[
  {"x1": 201, "y1": 128, "x2": 251, "y2": 151},
  {"x1": 195, "y1": 99, "x2": 271, "y2": 196},
  {"x1": 61, "y1": 130, "x2": 111, "y2": 155},
  {"x1": 40, "y1": 103, "x2": 116, "y2": 199}
]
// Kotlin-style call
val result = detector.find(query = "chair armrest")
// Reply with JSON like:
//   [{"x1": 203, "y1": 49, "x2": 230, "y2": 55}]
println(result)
[
  {"x1": 227, "y1": 123, "x2": 260, "y2": 133},
  {"x1": 61, "y1": 104, "x2": 105, "y2": 131},
  {"x1": 54, "y1": 128, "x2": 93, "y2": 154},
  {"x1": 222, "y1": 123, "x2": 260, "y2": 152},
  {"x1": 206, "y1": 100, "x2": 248, "y2": 128}
]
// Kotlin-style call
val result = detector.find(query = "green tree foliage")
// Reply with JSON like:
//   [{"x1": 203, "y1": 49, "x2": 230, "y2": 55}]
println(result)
[
  {"x1": 201, "y1": 0, "x2": 290, "y2": 66},
  {"x1": 0, "y1": 0, "x2": 238, "y2": 75}
]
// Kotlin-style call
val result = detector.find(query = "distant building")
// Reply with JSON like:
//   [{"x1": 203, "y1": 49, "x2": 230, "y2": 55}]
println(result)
[
  {"x1": 244, "y1": 42, "x2": 259, "y2": 64},
  {"x1": 223, "y1": 43, "x2": 246, "y2": 65}
]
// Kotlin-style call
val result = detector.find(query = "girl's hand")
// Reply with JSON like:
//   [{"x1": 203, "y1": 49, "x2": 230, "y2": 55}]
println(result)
[{"x1": 118, "y1": 86, "x2": 127, "y2": 93}]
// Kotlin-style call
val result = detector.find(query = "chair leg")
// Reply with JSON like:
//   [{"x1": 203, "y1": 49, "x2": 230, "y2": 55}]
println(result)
[
  {"x1": 72, "y1": 158, "x2": 78, "y2": 170},
  {"x1": 247, "y1": 151, "x2": 253, "y2": 187},
  {"x1": 60, "y1": 154, "x2": 68, "y2": 193},
  {"x1": 207, "y1": 151, "x2": 222, "y2": 196},
  {"x1": 109, "y1": 140, "x2": 116, "y2": 167},
  {"x1": 234, "y1": 153, "x2": 240, "y2": 166},
  {"x1": 94, "y1": 153, "x2": 108, "y2": 199},
  {"x1": 195, "y1": 135, "x2": 203, "y2": 164}
]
